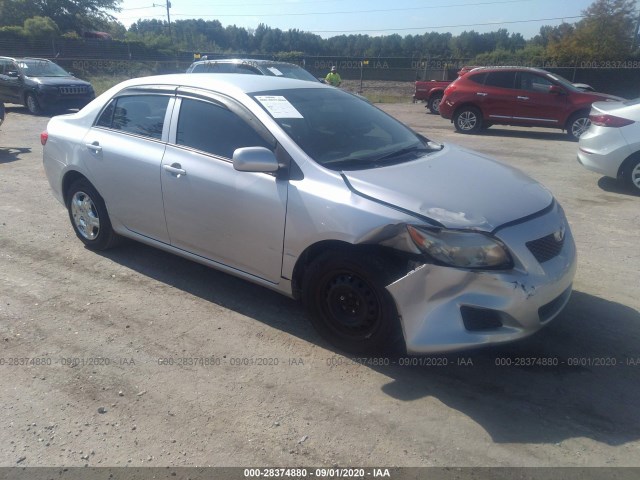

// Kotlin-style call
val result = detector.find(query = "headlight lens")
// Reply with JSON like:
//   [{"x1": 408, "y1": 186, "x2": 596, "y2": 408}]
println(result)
[{"x1": 407, "y1": 225, "x2": 513, "y2": 269}]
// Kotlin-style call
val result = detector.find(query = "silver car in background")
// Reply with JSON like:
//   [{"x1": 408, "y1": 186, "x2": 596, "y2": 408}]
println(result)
[
  {"x1": 42, "y1": 74, "x2": 576, "y2": 354},
  {"x1": 578, "y1": 98, "x2": 640, "y2": 193}
]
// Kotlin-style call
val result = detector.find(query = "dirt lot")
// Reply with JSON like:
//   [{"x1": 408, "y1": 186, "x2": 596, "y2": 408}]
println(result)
[{"x1": 0, "y1": 102, "x2": 639, "y2": 470}]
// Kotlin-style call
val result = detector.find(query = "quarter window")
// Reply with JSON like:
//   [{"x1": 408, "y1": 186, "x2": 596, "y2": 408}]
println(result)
[
  {"x1": 176, "y1": 98, "x2": 271, "y2": 158},
  {"x1": 95, "y1": 95, "x2": 169, "y2": 140}
]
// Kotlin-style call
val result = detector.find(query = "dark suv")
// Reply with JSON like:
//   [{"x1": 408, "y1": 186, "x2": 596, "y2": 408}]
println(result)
[
  {"x1": 0, "y1": 57, "x2": 95, "y2": 114},
  {"x1": 186, "y1": 58, "x2": 320, "y2": 82},
  {"x1": 439, "y1": 67, "x2": 621, "y2": 140}
]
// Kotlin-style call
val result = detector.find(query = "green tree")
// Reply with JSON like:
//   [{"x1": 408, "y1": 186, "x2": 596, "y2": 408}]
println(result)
[{"x1": 23, "y1": 15, "x2": 59, "y2": 38}]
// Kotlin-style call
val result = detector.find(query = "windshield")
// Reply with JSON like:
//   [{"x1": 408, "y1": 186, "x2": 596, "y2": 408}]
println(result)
[
  {"x1": 251, "y1": 88, "x2": 439, "y2": 171},
  {"x1": 19, "y1": 59, "x2": 70, "y2": 77}
]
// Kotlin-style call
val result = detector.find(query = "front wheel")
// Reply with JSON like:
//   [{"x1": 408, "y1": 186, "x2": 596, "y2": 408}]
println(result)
[
  {"x1": 302, "y1": 251, "x2": 401, "y2": 354},
  {"x1": 25, "y1": 93, "x2": 42, "y2": 115},
  {"x1": 567, "y1": 112, "x2": 590, "y2": 141},
  {"x1": 427, "y1": 94, "x2": 443, "y2": 114},
  {"x1": 66, "y1": 178, "x2": 120, "y2": 250},
  {"x1": 453, "y1": 106, "x2": 482, "y2": 134}
]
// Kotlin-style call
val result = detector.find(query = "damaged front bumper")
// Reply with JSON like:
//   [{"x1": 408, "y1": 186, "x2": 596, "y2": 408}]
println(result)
[{"x1": 387, "y1": 204, "x2": 577, "y2": 354}]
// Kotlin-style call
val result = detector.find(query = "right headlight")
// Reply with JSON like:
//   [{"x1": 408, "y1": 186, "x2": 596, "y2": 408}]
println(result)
[{"x1": 407, "y1": 225, "x2": 513, "y2": 269}]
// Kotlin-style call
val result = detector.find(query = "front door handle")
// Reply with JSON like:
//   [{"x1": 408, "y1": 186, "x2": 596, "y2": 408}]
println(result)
[
  {"x1": 476, "y1": 92, "x2": 488, "y2": 97},
  {"x1": 85, "y1": 142, "x2": 102, "y2": 153},
  {"x1": 517, "y1": 96, "x2": 530, "y2": 100},
  {"x1": 163, "y1": 163, "x2": 187, "y2": 178}
]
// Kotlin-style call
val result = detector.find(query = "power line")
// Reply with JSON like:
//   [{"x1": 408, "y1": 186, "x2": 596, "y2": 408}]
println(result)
[{"x1": 310, "y1": 16, "x2": 586, "y2": 33}]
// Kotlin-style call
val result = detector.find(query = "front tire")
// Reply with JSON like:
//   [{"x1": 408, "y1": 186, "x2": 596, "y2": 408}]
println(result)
[
  {"x1": 453, "y1": 106, "x2": 482, "y2": 134},
  {"x1": 302, "y1": 251, "x2": 401, "y2": 354},
  {"x1": 567, "y1": 112, "x2": 590, "y2": 141},
  {"x1": 427, "y1": 94, "x2": 443, "y2": 114},
  {"x1": 25, "y1": 93, "x2": 42, "y2": 115},
  {"x1": 66, "y1": 178, "x2": 120, "y2": 250}
]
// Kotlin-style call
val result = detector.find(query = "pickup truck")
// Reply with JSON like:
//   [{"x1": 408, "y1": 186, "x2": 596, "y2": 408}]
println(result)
[{"x1": 413, "y1": 79, "x2": 451, "y2": 114}]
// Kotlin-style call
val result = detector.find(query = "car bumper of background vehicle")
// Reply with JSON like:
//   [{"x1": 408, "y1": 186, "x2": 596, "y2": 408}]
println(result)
[
  {"x1": 387, "y1": 206, "x2": 577, "y2": 354},
  {"x1": 577, "y1": 126, "x2": 630, "y2": 178},
  {"x1": 37, "y1": 91, "x2": 95, "y2": 111}
]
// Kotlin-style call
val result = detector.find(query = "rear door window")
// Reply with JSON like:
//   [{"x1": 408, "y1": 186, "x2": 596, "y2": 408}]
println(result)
[
  {"x1": 485, "y1": 71, "x2": 515, "y2": 89},
  {"x1": 95, "y1": 95, "x2": 170, "y2": 139}
]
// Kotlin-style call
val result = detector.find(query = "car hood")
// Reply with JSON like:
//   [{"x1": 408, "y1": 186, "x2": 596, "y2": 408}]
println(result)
[
  {"x1": 341, "y1": 144, "x2": 553, "y2": 232},
  {"x1": 583, "y1": 91, "x2": 624, "y2": 102},
  {"x1": 30, "y1": 76, "x2": 91, "y2": 87}
]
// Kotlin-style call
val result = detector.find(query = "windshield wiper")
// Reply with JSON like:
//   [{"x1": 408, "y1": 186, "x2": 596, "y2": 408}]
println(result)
[{"x1": 370, "y1": 142, "x2": 442, "y2": 164}]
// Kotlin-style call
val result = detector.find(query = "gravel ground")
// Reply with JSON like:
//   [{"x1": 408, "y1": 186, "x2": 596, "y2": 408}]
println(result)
[{"x1": 0, "y1": 102, "x2": 639, "y2": 470}]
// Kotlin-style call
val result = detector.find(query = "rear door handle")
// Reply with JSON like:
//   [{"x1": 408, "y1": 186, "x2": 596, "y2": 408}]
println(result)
[
  {"x1": 163, "y1": 163, "x2": 187, "y2": 177},
  {"x1": 85, "y1": 142, "x2": 102, "y2": 153},
  {"x1": 517, "y1": 96, "x2": 530, "y2": 100},
  {"x1": 476, "y1": 92, "x2": 488, "y2": 97}
]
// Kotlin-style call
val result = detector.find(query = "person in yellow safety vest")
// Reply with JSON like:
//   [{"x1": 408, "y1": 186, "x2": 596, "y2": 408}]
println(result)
[{"x1": 325, "y1": 66, "x2": 342, "y2": 87}]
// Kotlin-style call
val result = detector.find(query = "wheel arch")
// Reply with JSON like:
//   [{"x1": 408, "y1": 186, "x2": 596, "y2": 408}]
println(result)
[
  {"x1": 61, "y1": 170, "x2": 91, "y2": 205},
  {"x1": 564, "y1": 108, "x2": 591, "y2": 130},
  {"x1": 617, "y1": 150, "x2": 640, "y2": 178},
  {"x1": 452, "y1": 102, "x2": 483, "y2": 121},
  {"x1": 290, "y1": 240, "x2": 412, "y2": 300}
]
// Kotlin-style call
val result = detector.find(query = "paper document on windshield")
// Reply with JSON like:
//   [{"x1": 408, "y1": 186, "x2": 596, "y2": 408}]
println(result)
[{"x1": 255, "y1": 96, "x2": 303, "y2": 119}]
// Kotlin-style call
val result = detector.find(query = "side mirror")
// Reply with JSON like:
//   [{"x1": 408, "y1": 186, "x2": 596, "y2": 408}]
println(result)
[
  {"x1": 549, "y1": 85, "x2": 564, "y2": 95},
  {"x1": 233, "y1": 146, "x2": 279, "y2": 173},
  {"x1": 7, "y1": 71, "x2": 20, "y2": 78}
]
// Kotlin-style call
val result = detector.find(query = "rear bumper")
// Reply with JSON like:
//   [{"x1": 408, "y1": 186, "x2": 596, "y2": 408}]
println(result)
[
  {"x1": 387, "y1": 203, "x2": 577, "y2": 354},
  {"x1": 577, "y1": 126, "x2": 630, "y2": 178}
]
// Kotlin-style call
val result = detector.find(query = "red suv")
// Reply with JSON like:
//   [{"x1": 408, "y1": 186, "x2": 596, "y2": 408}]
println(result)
[{"x1": 439, "y1": 67, "x2": 621, "y2": 140}]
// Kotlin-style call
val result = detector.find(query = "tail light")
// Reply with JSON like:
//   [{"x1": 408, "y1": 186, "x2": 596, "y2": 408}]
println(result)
[
  {"x1": 589, "y1": 113, "x2": 634, "y2": 128},
  {"x1": 40, "y1": 131, "x2": 48, "y2": 145}
]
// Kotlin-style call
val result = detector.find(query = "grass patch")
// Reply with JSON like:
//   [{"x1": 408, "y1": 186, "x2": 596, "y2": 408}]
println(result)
[{"x1": 86, "y1": 75, "x2": 132, "y2": 96}]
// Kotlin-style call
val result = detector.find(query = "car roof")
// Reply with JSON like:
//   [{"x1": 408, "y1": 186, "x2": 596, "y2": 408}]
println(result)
[
  {"x1": 188, "y1": 58, "x2": 304, "y2": 69},
  {"x1": 116, "y1": 73, "x2": 326, "y2": 96},
  {"x1": 466, "y1": 66, "x2": 551, "y2": 75}
]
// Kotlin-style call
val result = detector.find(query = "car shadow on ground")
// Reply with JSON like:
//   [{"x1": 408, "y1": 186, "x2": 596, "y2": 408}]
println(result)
[
  {"x1": 0, "y1": 147, "x2": 31, "y2": 164},
  {"x1": 98, "y1": 242, "x2": 640, "y2": 447},
  {"x1": 462, "y1": 128, "x2": 571, "y2": 142},
  {"x1": 597, "y1": 176, "x2": 640, "y2": 197}
]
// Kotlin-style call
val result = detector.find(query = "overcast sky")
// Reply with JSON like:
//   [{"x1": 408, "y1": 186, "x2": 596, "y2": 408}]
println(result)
[{"x1": 114, "y1": 0, "x2": 597, "y2": 40}]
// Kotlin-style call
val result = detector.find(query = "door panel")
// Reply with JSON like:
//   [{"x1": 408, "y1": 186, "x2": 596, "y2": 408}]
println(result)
[
  {"x1": 160, "y1": 97, "x2": 287, "y2": 283},
  {"x1": 81, "y1": 94, "x2": 172, "y2": 243},
  {"x1": 512, "y1": 72, "x2": 567, "y2": 126},
  {"x1": 479, "y1": 71, "x2": 516, "y2": 121}
]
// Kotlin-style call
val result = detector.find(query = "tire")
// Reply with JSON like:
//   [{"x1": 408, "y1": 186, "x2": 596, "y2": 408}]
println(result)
[
  {"x1": 301, "y1": 250, "x2": 402, "y2": 354},
  {"x1": 25, "y1": 93, "x2": 42, "y2": 115},
  {"x1": 66, "y1": 178, "x2": 120, "y2": 250},
  {"x1": 566, "y1": 112, "x2": 590, "y2": 141},
  {"x1": 620, "y1": 155, "x2": 640, "y2": 194},
  {"x1": 0, "y1": 102, "x2": 5, "y2": 127},
  {"x1": 427, "y1": 93, "x2": 443, "y2": 114},
  {"x1": 453, "y1": 106, "x2": 482, "y2": 134}
]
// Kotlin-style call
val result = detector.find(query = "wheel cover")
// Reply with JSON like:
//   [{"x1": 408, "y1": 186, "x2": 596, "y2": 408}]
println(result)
[
  {"x1": 71, "y1": 191, "x2": 100, "y2": 240},
  {"x1": 432, "y1": 98, "x2": 441, "y2": 113},
  {"x1": 457, "y1": 110, "x2": 477, "y2": 130},
  {"x1": 571, "y1": 117, "x2": 591, "y2": 138},
  {"x1": 631, "y1": 162, "x2": 640, "y2": 189},
  {"x1": 320, "y1": 272, "x2": 381, "y2": 337}
]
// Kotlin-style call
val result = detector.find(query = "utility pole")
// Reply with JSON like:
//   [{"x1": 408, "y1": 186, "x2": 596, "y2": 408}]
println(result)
[{"x1": 153, "y1": 0, "x2": 172, "y2": 41}]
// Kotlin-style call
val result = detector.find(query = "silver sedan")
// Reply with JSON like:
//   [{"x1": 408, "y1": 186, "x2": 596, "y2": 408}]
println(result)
[{"x1": 42, "y1": 74, "x2": 577, "y2": 354}]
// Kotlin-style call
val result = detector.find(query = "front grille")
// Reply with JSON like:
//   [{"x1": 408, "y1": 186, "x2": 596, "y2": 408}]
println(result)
[
  {"x1": 59, "y1": 86, "x2": 88, "y2": 95},
  {"x1": 526, "y1": 232, "x2": 564, "y2": 263}
]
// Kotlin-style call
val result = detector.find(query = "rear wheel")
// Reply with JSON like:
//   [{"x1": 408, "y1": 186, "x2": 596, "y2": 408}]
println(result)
[
  {"x1": 567, "y1": 112, "x2": 590, "y2": 141},
  {"x1": 620, "y1": 156, "x2": 640, "y2": 194},
  {"x1": 302, "y1": 251, "x2": 401, "y2": 354},
  {"x1": 427, "y1": 93, "x2": 443, "y2": 114},
  {"x1": 66, "y1": 178, "x2": 121, "y2": 250},
  {"x1": 453, "y1": 106, "x2": 482, "y2": 134}
]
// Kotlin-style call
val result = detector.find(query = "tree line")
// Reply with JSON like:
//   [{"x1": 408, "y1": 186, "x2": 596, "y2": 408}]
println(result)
[{"x1": 0, "y1": 0, "x2": 638, "y2": 63}]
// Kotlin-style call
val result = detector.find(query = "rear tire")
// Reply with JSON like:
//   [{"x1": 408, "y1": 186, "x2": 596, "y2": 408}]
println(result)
[
  {"x1": 301, "y1": 250, "x2": 402, "y2": 355},
  {"x1": 427, "y1": 93, "x2": 443, "y2": 114},
  {"x1": 453, "y1": 106, "x2": 482, "y2": 134},
  {"x1": 66, "y1": 178, "x2": 121, "y2": 250},
  {"x1": 620, "y1": 155, "x2": 640, "y2": 194}
]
